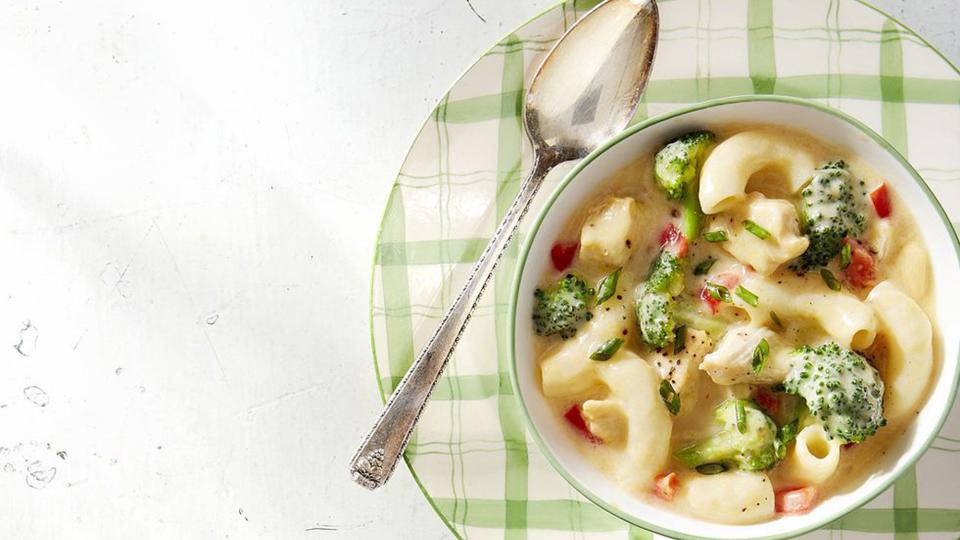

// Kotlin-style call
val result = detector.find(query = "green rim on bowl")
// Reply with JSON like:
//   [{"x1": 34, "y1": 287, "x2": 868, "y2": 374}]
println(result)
[{"x1": 508, "y1": 94, "x2": 960, "y2": 540}]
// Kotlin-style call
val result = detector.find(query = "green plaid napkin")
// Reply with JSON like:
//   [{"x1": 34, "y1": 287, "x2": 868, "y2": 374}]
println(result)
[{"x1": 371, "y1": 0, "x2": 960, "y2": 538}]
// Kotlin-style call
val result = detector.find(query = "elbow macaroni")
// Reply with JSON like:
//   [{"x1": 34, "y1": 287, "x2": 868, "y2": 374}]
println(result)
[
  {"x1": 581, "y1": 399, "x2": 628, "y2": 444},
  {"x1": 866, "y1": 281, "x2": 934, "y2": 423},
  {"x1": 540, "y1": 294, "x2": 634, "y2": 398},
  {"x1": 886, "y1": 241, "x2": 933, "y2": 301},
  {"x1": 675, "y1": 471, "x2": 775, "y2": 524},
  {"x1": 597, "y1": 353, "x2": 673, "y2": 490},
  {"x1": 539, "y1": 334, "x2": 602, "y2": 399},
  {"x1": 539, "y1": 295, "x2": 670, "y2": 488},
  {"x1": 871, "y1": 220, "x2": 931, "y2": 300},
  {"x1": 739, "y1": 274, "x2": 877, "y2": 350},
  {"x1": 784, "y1": 424, "x2": 842, "y2": 485},
  {"x1": 699, "y1": 130, "x2": 816, "y2": 214}
]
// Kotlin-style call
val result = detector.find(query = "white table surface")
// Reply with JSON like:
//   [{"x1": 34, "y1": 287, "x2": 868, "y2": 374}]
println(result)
[{"x1": 0, "y1": 1, "x2": 956, "y2": 539}]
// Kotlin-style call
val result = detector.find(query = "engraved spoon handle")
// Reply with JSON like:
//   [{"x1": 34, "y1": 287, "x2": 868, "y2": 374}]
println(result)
[{"x1": 350, "y1": 154, "x2": 556, "y2": 489}]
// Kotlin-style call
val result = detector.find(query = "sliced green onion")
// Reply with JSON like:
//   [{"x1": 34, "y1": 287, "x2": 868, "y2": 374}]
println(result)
[
  {"x1": 735, "y1": 285, "x2": 759, "y2": 307},
  {"x1": 779, "y1": 418, "x2": 799, "y2": 445},
  {"x1": 681, "y1": 178, "x2": 704, "y2": 240},
  {"x1": 674, "y1": 325, "x2": 687, "y2": 353},
  {"x1": 820, "y1": 268, "x2": 842, "y2": 291},
  {"x1": 770, "y1": 310, "x2": 784, "y2": 330},
  {"x1": 595, "y1": 267, "x2": 621, "y2": 305},
  {"x1": 589, "y1": 338, "x2": 624, "y2": 361},
  {"x1": 703, "y1": 230, "x2": 728, "y2": 243},
  {"x1": 659, "y1": 379, "x2": 681, "y2": 416},
  {"x1": 743, "y1": 219, "x2": 771, "y2": 239},
  {"x1": 696, "y1": 463, "x2": 727, "y2": 475},
  {"x1": 840, "y1": 242, "x2": 852, "y2": 269},
  {"x1": 705, "y1": 282, "x2": 732, "y2": 303},
  {"x1": 751, "y1": 338, "x2": 770, "y2": 374},
  {"x1": 674, "y1": 306, "x2": 730, "y2": 338},
  {"x1": 735, "y1": 400, "x2": 747, "y2": 434},
  {"x1": 693, "y1": 258, "x2": 716, "y2": 276}
]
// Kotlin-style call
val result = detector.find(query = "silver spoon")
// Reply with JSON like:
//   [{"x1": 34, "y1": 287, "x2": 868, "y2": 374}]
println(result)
[{"x1": 350, "y1": 0, "x2": 659, "y2": 490}]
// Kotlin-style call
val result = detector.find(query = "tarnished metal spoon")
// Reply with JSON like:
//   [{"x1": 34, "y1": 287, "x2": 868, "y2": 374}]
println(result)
[{"x1": 351, "y1": 0, "x2": 659, "y2": 490}]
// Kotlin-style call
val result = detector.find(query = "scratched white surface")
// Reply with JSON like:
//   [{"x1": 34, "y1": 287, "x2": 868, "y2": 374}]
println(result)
[{"x1": 0, "y1": 1, "x2": 955, "y2": 539}]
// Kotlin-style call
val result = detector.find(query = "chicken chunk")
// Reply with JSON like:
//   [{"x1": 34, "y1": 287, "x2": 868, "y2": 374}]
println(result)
[
  {"x1": 711, "y1": 193, "x2": 809, "y2": 275},
  {"x1": 699, "y1": 326, "x2": 789, "y2": 385},
  {"x1": 579, "y1": 196, "x2": 640, "y2": 268}
]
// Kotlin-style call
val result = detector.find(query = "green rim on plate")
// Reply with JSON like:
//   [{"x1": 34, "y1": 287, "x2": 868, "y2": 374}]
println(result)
[
  {"x1": 508, "y1": 94, "x2": 960, "y2": 540},
  {"x1": 369, "y1": 1, "x2": 960, "y2": 538}
]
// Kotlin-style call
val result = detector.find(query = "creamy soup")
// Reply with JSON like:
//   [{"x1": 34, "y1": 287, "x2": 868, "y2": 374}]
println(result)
[{"x1": 530, "y1": 126, "x2": 936, "y2": 524}]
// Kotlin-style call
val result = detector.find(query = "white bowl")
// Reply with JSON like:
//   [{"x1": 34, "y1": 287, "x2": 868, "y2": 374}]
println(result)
[{"x1": 509, "y1": 95, "x2": 960, "y2": 540}]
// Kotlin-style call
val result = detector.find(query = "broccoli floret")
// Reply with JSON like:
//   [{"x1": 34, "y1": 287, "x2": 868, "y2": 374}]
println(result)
[
  {"x1": 783, "y1": 343, "x2": 885, "y2": 443},
  {"x1": 654, "y1": 131, "x2": 716, "y2": 200},
  {"x1": 675, "y1": 399, "x2": 781, "y2": 472},
  {"x1": 646, "y1": 249, "x2": 685, "y2": 296},
  {"x1": 792, "y1": 161, "x2": 868, "y2": 271},
  {"x1": 654, "y1": 131, "x2": 716, "y2": 239},
  {"x1": 634, "y1": 284, "x2": 675, "y2": 349},
  {"x1": 634, "y1": 248, "x2": 686, "y2": 349},
  {"x1": 532, "y1": 274, "x2": 594, "y2": 339}
]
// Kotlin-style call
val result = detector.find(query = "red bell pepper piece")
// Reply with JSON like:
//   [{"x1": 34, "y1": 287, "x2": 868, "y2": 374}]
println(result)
[
  {"x1": 550, "y1": 241, "x2": 578, "y2": 271},
  {"x1": 654, "y1": 472, "x2": 679, "y2": 501},
  {"x1": 699, "y1": 271, "x2": 740, "y2": 314},
  {"x1": 659, "y1": 223, "x2": 688, "y2": 258},
  {"x1": 753, "y1": 388, "x2": 780, "y2": 415},
  {"x1": 870, "y1": 183, "x2": 891, "y2": 218},
  {"x1": 563, "y1": 404, "x2": 601, "y2": 444},
  {"x1": 775, "y1": 486, "x2": 819, "y2": 514},
  {"x1": 842, "y1": 238, "x2": 876, "y2": 289}
]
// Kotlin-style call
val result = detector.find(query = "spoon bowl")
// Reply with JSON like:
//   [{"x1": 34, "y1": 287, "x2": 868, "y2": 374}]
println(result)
[{"x1": 526, "y1": 0, "x2": 658, "y2": 161}]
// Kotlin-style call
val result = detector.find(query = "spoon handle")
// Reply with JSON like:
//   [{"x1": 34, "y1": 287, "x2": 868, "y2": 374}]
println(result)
[{"x1": 350, "y1": 154, "x2": 556, "y2": 489}]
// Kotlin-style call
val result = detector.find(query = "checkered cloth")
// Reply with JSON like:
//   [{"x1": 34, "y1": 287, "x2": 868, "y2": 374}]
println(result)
[{"x1": 371, "y1": 1, "x2": 960, "y2": 538}]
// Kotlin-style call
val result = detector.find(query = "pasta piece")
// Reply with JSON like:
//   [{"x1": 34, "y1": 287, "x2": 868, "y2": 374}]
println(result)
[
  {"x1": 739, "y1": 274, "x2": 877, "y2": 350},
  {"x1": 700, "y1": 326, "x2": 788, "y2": 385},
  {"x1": 675, "y1": 471, "x2": 775, "y2": 524},
  {"x1": 865, "y1": 213, "x2": 930, "y2": 299},
  {"x1": 596, "y1": 353, "x2": 672, "y2": 490},
  {"x1": 540, "y1": 294, "x2": 633, "y2": 398},
  {"x1": 540, "y1": 335, "x2": 601, "y2": 399},
  {"x1": 886, "y1": 241, "x2": 932, "y2": 301},
  {"x1": 588, "y1": 289, "x2": 635, "y2": 344},
  {"x1": 710, "y1": 193, "x2": 809, "y2": 275},
  {"x1": 784, "y1": 424, "x2": 842, "y2": 485},
  {"x1": 699, "y1": 131, "x2": 816, "y2": 214},
  {"x1": 866, "y1": 281, "x2": 934, "y2": 423},
  {"x1": 650, "y1": 328, "x2": 713, "y2": 414},
  {"x1": 579, "y1": 196, "x2": 640, "y2": 268},
  {"x1": 581, "y1": 399, "x2": 628, "y2": 444}
]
